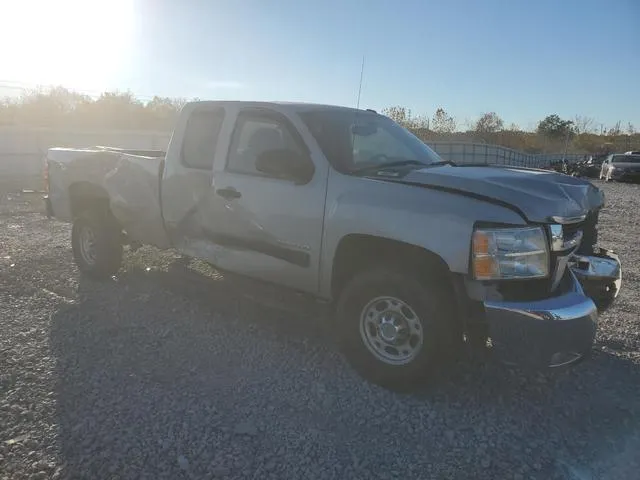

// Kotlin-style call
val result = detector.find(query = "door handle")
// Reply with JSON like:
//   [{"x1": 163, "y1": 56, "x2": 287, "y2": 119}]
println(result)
[{"x1": 216, "y1": 187, "x2": 242, "y2": 200}]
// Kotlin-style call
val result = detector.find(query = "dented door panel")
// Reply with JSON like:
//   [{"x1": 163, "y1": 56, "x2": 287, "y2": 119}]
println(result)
[
  {"x1": 160, "y1": 106, "x2": 231, "y2": 257},
  {"x1": 173, "y1": 105, "x2": 328, "y2": 294},
  {"x1": 205, "y1": 172, "x2": 328, "y2": 293}
]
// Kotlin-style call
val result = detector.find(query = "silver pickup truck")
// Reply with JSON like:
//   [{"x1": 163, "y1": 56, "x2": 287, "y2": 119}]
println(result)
[{"x1": 45, "y1": 101, "x2": 622, "y2": 389}]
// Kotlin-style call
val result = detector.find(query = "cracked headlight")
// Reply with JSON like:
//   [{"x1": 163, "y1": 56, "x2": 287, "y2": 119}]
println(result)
[{"x1": 472, "y1": 226, "x2": 549, "y2": 280}]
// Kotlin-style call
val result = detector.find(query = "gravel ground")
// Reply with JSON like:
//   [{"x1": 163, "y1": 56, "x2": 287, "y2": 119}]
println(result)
[{"x1": 1, "y1": 182, "x2": 639, "y2": 480}]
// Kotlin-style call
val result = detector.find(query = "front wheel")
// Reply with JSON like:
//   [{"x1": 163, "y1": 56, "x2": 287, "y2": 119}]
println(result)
[
  {"x1": 335, "y1": 268, "x2": 458, "y2": 390},
  {"x1": 72, "y1": 211, "x2": 123, "y2": 279}
]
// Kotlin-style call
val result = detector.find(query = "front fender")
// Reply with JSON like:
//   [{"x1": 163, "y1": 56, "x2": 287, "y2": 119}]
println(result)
[{"x1": 318, "y1": 172, "x2": 526, "y2": 298}]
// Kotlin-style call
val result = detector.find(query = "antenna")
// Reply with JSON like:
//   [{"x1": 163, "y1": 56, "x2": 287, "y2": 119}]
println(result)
[{"x1": 356, "y1": 55, "x2": 365, "y2": 109}]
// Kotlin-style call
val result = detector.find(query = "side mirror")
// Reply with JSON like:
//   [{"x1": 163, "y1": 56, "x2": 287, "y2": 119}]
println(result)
[{"x1": 255, "y1": 149, "x2": 314, "y2": 184}]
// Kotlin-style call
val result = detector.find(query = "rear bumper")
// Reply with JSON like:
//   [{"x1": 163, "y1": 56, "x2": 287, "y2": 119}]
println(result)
[{"x1": 484, "y1": 250, "x2": 621, "y2": 368}]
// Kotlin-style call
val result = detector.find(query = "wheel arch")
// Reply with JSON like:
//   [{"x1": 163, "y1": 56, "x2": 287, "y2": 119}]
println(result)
[
  {"x1": 330, "y1": 234, "x2": 454, "y2": 301},
  {"x1": 68, "y1": 181, "x2": 112, "y2": 219}
]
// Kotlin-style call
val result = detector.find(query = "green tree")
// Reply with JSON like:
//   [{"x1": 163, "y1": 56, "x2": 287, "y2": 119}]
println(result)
[{"x1": 537, "y1": 114, "x2": 574, "y2": 140}]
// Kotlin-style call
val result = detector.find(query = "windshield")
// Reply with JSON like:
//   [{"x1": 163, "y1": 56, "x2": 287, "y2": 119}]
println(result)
[
  {"x1": 613, "y1": 155, "x2": 640, "y2": 164},
  {"x1": 299, "y1": 109, "x2": 443, "y2": 173}
]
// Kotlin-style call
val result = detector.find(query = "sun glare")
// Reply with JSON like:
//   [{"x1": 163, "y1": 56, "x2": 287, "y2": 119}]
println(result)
[{"x1": 0, "y1": 0, "x2": 134, "y2": 92}]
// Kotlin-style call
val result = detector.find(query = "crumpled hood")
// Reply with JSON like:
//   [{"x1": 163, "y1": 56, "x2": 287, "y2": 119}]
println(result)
[{"x1": 400, "y1": 165, "x2": 605, "y2": 223}]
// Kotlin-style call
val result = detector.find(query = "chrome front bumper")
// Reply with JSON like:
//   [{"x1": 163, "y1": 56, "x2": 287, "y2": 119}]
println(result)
[
  {"x1": 569, "y1": 248, "x2": 622, "y2": 311},
  {"x1": 485, "y1": 250, "x2": 621, "y2": 368}
]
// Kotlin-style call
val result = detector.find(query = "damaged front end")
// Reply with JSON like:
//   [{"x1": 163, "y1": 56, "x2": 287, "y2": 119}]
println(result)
[
  {"x1": 569, "y1": 248, "x2": 621, "y2": 312},
  {"x1": 559, "y1": 210, "x2": 622, "y2": 312},
  {"x1": 481, "y1": 209, "x2": 622, "y2": 369}
]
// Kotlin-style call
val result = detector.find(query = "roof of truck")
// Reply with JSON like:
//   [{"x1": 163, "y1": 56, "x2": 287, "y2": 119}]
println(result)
[{"x1": 184, "y1": 100, "x2": 375, "y2": 114}]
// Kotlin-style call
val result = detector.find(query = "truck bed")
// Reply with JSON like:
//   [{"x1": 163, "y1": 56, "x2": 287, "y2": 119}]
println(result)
[
  {"x1": 46, "y1": 147, "x2": 171, "y2": 249},
  {"x1": 93, "y1": 146, "x2": 166, "y2": 158}
]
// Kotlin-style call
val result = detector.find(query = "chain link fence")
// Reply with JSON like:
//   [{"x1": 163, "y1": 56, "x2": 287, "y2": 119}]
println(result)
[{"x1": 428, "y1": 141, "x2": 585, "y2": 168}]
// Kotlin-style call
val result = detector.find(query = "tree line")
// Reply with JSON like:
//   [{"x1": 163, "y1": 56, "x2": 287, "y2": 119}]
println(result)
[
  {"x1": 0, "y1": 87, "x2": 637, "y2": 154},
  {"x1": 0, "y1": 87, "x2": 188, "y2": 131},
  {"x1": 381, "y1": 106, "x2": 638, "y2": 155}
]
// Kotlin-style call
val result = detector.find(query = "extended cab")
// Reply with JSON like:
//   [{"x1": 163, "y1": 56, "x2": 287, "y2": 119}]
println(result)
[{"x1": 45, "y1": 101, "x2": 622, "y2": 388}]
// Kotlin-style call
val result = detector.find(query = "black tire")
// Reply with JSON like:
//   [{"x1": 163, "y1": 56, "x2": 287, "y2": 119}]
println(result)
[
  {"x1": 335, "y1": 268, "x2": 458, "y2": 390},
  {"x1": 72, "y1": 210, "x2": 123, "y2": 279}
]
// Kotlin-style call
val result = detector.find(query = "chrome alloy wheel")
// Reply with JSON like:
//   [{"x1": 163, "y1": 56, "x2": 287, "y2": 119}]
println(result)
[{"x1": 359, "y1": 296, "x2": 424, "y2": 365}]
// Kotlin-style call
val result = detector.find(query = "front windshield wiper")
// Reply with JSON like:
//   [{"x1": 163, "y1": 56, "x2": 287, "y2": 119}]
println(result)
[
  {"x1": 427, "y1": 160, "x2": 456, "y2": 167},
  {"x1": 352, "y1": 160, "x2": 428, "y2": 174}
]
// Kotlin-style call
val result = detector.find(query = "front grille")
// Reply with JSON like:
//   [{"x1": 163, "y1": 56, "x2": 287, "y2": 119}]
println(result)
[{"x1": 560, "y1": 210, "x2": 599, "y2": 255}]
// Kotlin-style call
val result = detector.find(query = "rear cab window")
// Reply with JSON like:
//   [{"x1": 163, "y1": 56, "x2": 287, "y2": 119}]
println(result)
[{"x1": 181, "y1": 109, "x2": 226, "y2": 170}]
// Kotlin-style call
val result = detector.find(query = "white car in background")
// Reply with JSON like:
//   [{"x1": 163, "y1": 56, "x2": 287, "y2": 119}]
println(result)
[{"x1": 600, "y1": 153, "x2": 640, "y2": 182}]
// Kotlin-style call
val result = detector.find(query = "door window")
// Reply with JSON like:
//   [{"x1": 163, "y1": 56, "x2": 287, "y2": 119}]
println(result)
[{"x1": 226, "y1": 111, "x2": 307, "y2": 176}]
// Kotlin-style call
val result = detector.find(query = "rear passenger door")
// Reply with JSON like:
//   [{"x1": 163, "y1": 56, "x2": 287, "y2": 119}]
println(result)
[
  {"x1": 205, "y1": 107, "x2": 329, "y2": 294},
  {"x1": 160, "y1": 106, "x2": 227, "y2": 249}
]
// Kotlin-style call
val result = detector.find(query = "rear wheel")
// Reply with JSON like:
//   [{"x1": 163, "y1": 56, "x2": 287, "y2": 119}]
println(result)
[
  {"x1": 72, "y1": 211, "x2": 123, "y2": 279},
  {"x1": 335, "y1": 268, "x2": 458, "y2": 390}
]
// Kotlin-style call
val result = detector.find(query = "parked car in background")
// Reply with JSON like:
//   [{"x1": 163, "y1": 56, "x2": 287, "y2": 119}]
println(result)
[
  {"x1": 572, "y1": 156, "x2": 605, "y2": 179},
  {"x1": 600, "y1": 153, "x2": 640, "y2": 182},
  {"x1": 44, "y1": 101, "x2": 623, "y2": 389}
]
